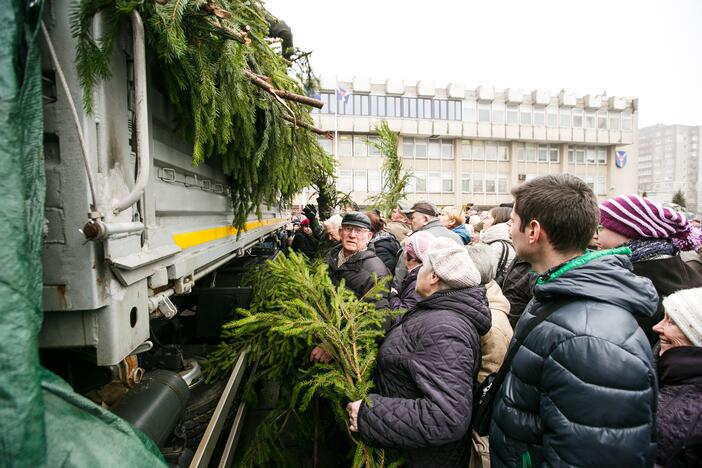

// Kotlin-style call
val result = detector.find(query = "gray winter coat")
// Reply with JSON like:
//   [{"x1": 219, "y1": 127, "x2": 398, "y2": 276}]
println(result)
[
  {"x1": 358, "y1": 286, "x2": 492, "y2": 467},
  {"x1": 490, "y1": 249, "x2": 659, "y2": 468}
]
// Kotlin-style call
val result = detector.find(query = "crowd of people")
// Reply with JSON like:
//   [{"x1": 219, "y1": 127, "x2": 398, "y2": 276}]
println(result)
[{"x1": 283, "y1": 174, "x2": 702, "y2": 467}]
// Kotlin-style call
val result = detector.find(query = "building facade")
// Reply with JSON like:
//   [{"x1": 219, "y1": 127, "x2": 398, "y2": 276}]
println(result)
[
  {"x1": 638, "y1": 124, "x2": 702, "y2": 215},
  {"x1": 310, "y1": 76, "x2": 638, "y2": 209}
]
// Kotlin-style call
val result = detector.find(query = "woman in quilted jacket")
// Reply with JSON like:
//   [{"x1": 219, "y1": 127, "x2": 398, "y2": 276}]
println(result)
[
  {"x1": 346, "y1": 238, "x2": 492, "y2": 468},
  {"x1": 653, "y1": 288, "x2": 702, "y2": 467}
]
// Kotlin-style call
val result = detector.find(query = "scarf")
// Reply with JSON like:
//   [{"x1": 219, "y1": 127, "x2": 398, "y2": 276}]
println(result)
[{"x1": 626, "y1": 238, "x2": 677, "y2": 263}]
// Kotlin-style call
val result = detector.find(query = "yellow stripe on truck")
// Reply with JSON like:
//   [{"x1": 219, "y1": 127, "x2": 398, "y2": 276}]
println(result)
[{"x1": 172, "y1": 218, "x2": 285, "y2": 249}]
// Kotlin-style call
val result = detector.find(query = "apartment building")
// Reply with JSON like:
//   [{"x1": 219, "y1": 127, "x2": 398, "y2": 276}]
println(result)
[{"x1": 639, "y1": 124, "x2": 702, "y2": 215}]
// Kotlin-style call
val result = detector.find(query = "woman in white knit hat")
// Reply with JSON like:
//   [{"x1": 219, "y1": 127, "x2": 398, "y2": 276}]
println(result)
[
  {"x1": 652, "y1": 287, "x2": 702, "y2": 467},
  {"x1": 346, "y1": 237, "x2": 492, "y2": 467}
]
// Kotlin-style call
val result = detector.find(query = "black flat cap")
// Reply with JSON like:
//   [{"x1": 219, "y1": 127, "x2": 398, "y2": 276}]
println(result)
[{"x1": 341, "y1": 211, "x2": 372, "y2": 230}]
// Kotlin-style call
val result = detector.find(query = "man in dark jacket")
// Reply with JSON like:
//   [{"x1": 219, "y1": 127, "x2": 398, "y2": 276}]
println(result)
[
  {"x1": 325, "y1": 212, "x2": 390, "y2": 299},
  {"x1": 500, "y1": 256, "x2": 534, "y2": 328},
  {"x1": 348, "y1": 238, "x2": 491, "y2": 467},
  {"x1": 490, "y1": 174, "x2": 659, "y2": 468}
]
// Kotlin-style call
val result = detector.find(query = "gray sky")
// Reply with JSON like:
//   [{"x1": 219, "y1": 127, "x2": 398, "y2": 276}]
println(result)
[{"x1": 266, "y1": 0, "x2": 701, "y2": 128}]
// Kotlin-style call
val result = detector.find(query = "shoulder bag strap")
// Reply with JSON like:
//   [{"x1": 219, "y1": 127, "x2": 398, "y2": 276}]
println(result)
[{"x1": 488, "y1": 298, "x2": 571, "y2": 394}]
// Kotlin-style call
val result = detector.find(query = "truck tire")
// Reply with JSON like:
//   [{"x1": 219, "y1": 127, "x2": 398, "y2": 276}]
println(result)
[{"x1": 181, "y1": 378, "x2": 234, "y2": 448}]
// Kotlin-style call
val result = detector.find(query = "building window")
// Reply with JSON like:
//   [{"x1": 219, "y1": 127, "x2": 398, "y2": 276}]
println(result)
[
  {"x1": 461, "y1": 141, "x2": 471, "y2": 160},
  {"x1": 533, "y1": 108, "x2": 545, "y2": 126},
  {"x1": 417, "y1": 98, "x2": 431, "y2": 119},
  {"x1": 478, "y1": 103, "x2": 491, "y2": 123},
  {"x1": 498, "y1": 144, "x2": 509, "y2": 161},
  {"x1": 353, "y1": 135, "x2": 368, "y2": 157},
  {"x1": 473, "y1": 173, "x2": 484, "y2": 193},
  {"x1": 597, "y1": 148, "x2": 607, "y2": 164},
  {"x1": 498, "y1": 174, "x2": 509, "y2": 193},
  {"x1": 368, "y1": 136, "x2": 381, "y2": 156},
  {"x1": 538, "y1": 145, "x2": 548, "y2": 162},
  {"x1": 461, "y1": 173, "x2": 472, "y2": 193},
  {"x1": 353, "y1": 170, "x2": 367, "y2": 192},
  {"x1": 609, "y1": 113, "x2": 620, "y2": 131},
  {"x1": 622, "y1": 112, "x2": 632, "y2": 130},
  {"x1": 493, "y1": 102, "x2": 505, "y2": 124},
  {"x1": 427, "y1": 172, "x2": 442, "y2": 193},
  {"x1": 442, "y1": 172, "x2": 454, "y2": 192},
  {"x1": 596, "y1": 176, "x2": 606, "y2": 195},
  {"x1": 442, "y1": 140, "x2": 454, "y2": 159},
  {"x1": 485, "y1": 177, "x2": 496, "y2": 194},
  {"x1": 428, "y1": 140, "x2": 441, "y2": 159},
  {"x1": 547, "y1": 105, "x2": 558, "y2": 127},
  {"x1": 597, "y1": 111, "x2": 607, "y2": 129},
  {"x1": 472, "y1": 141, "x2": 485, "y2": 160},
  {"x1": 402, "y1": 137, "x2": 413, "y2": 158},
  {"x1": 318, "y1": 136, "x2": 333, "y2": 154},
  {"x1": 415, "y1": 171, "x2": 427, "y2": 192},
  {"x1": 506, "y1": 106, "x2": 519, "y2": 125},
  {"x1": 520, "y1": 104, "x2": 532, "y2": 125},
  {"x1": 463, "y1": 100, "x2": 476, "y2": 122},
  {"x1": 559, "y1": 108, "x2": 571, "y2": 128},
  {"x1": 338, "y1": 135, "x2": 353, "y2": 157},
  {"x1": 572, "y1": 109, "x2": 583, "y2": 128},
  {"x1": 486, "y1": 143, "x2": 498, "y2": 161},
  {"x1": 415, "y1": 139, "x2": 427, "y2": 158},
  {"x1": 585, "y1": 111, "x2": 596, "y2": 129},
  {"x1": 338, "y1": 170, "x2": 353, "y2": 192},
  {"x1": 586, "y1": 148, "x2": 596, "y2": 164},
  {"x1": 550, "y1": 147, "x2": 559, "y2": 162},
  {"x1": 368, "y1": 170, "x2": 382, "y2": 192}
]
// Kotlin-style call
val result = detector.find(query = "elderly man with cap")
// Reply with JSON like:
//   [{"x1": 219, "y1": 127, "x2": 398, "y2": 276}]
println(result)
[
  {"x1": 384, "y1": 201, "x2": 413, "y2": 243},
  {"x1": 346, "y1": 237, "x2": 491, "y2": 468},
  {"x1": 326, "y1": 212, "x2": 391, "y2": 299}
]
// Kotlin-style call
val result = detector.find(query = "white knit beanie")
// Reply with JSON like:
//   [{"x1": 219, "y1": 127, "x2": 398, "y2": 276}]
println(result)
[
  {"x1": 424, "y1": 237, "x2": 481, "y2": 289},
  {"x1": 662, "y1": 287, "x2": 702, "y2": 346}
]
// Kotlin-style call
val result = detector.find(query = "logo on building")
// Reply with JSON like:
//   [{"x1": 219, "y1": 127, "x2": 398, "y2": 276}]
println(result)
[{"x1": 615, "y1": 151, "x2": 627, "y2": 168}]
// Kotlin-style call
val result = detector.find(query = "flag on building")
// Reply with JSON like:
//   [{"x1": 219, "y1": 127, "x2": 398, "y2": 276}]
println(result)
[{"x1": 336, "y1": 86, "x2": 351, "y2": 104}]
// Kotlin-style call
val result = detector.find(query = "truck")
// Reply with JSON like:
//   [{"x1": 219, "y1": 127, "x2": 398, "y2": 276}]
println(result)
[{"x1": 35, "y1": 2, "x2": 320, "y2": 465}]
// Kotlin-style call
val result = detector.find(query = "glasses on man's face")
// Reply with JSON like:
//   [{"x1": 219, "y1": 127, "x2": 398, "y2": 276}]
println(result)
[{"x1": 341, "y1": 226, "x2": 369, "y2": 235}]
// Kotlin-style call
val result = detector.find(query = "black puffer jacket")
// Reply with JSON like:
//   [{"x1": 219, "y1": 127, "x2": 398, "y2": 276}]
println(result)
[
  {"x1": 656, "y1": 346, "x2": 702, "y2": 468},
  {"x1": 358, "y1": 287, "x2": 492, "y2": 467},
  {"x1": 326, "y1": 244, "x2": 390, "y2": 299},
  {"x1": 490, "y1": 250, "x2": 659, "y2": 468},
  {"x1": 370, "y1": 231, "x2": 401, "y2": 273},
  {"x1": 500, "y1": 256, "x2": 534, "y2": 328}
]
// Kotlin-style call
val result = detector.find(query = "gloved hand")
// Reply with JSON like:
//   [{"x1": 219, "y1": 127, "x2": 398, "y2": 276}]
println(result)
[{"x1": 303, "y1": 204, "x2": 317, "y2": 221}]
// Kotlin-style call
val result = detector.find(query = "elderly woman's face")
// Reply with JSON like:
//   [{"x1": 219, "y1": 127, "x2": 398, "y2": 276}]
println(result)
[{"x1": 653, "y1": 313, "x2": 693, "y2": 355}]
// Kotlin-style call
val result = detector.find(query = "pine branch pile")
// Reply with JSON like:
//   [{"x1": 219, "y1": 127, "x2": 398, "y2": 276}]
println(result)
[
  {"x1": 203, "y1": 251, "x2": 400, "y2": 467},
  {"x1": 71, "y1": 0, "x2": 334, "y2": 228},
  {"x1": 366, "y1": 121, "x2": 412, "y2": 218}
]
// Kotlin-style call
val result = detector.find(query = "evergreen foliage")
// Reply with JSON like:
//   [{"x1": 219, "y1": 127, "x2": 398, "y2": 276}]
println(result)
[
  {"x1": 203, "y1": 251, "x2": 400, "y2": 467},
  {"x1": 366, "y1": 121, "x2": 412, "y2": 218},
  {"x1": 673, "y1": 189, "x2": 687, "y2": 208},
  {"x1": 71, "y1": 0, "x2": 334, "y2": 228}
]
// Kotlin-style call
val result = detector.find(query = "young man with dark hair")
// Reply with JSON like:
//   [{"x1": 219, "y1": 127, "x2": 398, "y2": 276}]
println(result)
[{"x1": 490, "y1": 174, "x2": 659, "y2": 468}]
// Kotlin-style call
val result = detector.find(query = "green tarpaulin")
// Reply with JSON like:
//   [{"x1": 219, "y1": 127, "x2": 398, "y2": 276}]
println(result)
[{"x1": 0, "y1": 2, "x2": 166, "y2": 466}]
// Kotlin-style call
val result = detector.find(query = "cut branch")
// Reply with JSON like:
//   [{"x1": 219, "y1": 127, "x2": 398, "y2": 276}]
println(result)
[
  {"x1": 243, "y1": 70, "x2": 323, "y2": 109},
  {"x1": 282, "y1": 114, "x2": 332, "y2": 137},
  {"x1": 205, "y1": 17, "x2": 251, "y2": 45}
]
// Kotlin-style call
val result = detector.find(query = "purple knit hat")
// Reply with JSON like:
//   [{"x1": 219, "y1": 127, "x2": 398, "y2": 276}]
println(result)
[{"x1": 599, "y1": 195, "x2": 702, "y2": 251}]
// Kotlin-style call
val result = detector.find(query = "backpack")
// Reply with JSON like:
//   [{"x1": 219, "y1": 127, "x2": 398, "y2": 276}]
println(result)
[{"x1": 487, "y1": 239, "x2": 512, "y2": 287}]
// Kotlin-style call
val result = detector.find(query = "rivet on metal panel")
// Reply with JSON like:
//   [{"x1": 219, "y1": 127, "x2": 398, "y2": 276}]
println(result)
[{"x1": 159, "y1": 167, "x2": 176, "y2": 183}]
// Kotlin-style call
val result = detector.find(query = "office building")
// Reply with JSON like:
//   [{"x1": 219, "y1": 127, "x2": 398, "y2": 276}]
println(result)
[{"x1": 310, "y1": 76, "x2": 638, "y2": 209}]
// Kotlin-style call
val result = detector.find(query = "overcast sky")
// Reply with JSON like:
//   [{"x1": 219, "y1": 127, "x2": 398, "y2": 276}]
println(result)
[{"x1": 265, "y1": 0, "x2": 701, "y2": 128}]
